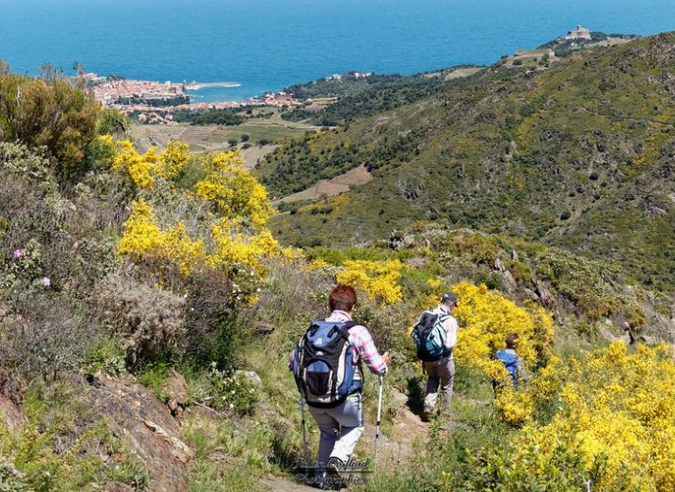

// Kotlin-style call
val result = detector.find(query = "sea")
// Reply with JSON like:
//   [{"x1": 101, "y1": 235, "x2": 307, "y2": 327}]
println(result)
[{"x1": 1, "y1": 0, "x2": 674, "y2": 102}]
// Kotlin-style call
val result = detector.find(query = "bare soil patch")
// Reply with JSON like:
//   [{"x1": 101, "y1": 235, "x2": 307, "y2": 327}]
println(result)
[
  {"x1": 278, "y1": 165, "x2": 373, "y2": 204},
  {"x1": 241, "y1": 144, "x2": 277, "y2": 170},
  {"x1": 444, "y1": 67, "x2": 483, "y2": 80}
]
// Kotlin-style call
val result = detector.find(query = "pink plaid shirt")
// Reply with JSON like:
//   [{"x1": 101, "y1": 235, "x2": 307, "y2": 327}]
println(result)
[
  {"x1": 326, "y1": 310, "x2": 387, "y2": 376},
  {"x1": 289, "y1": 310, "x2": 387, "y2": 376}
]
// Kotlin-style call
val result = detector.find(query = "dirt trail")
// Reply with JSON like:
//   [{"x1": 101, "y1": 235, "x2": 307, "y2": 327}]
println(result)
[
  {"x1": 260, "y1": 477, "x2": 320, "y2": 492},
  {"x1": 361, "y1": 388, "x2": 428, "y2": 468},
  {"x1": 260, "y1": 388, "x2": 428, "y2": 491}
]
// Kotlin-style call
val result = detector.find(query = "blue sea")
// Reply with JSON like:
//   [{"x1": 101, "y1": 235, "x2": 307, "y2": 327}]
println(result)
[{"x1": 0, "y1": 0, "x2": 674, "y2": 102}]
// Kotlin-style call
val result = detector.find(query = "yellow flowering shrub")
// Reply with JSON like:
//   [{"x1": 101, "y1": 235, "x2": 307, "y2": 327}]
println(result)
[
  {"x1": 336, "y1": 260, "x2": 403, "y2": 305},
  {"x1": 451, "y1": 282, "x2": 555, "y2": 381},
  {"x1": 106, "y1": 138, "x2": 190, "y2": 190},
  {"x1": 117, "y1": 199, "x2": 205, "y2": 275},
  {"x1": 194, "y1": 151, "x2": 274, "y2": 228},
  {"x1": 207, "y1": 218, "x2": 279, "y2": 276},
  {"x1": 495, "y1": 385, "x2": 534, "y2": 424},
  {"x1": 110, "y1": 141, "x2": 280, "y2": 297},
  {"x1": 154, "y1": 140, "x2": 190, "y2": 180},
  {"x1": 118, "y1": 200, "x2": 279, "y2": 300},
  {"x1": 488, "y1": 343, "x2": 675, "y2": 491},
  {"x1": 306, "y1": 258, "x2": 330, "y2": 270}
]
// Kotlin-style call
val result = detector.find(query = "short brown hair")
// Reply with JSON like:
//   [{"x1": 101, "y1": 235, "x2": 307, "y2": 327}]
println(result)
[
  {"x1": 506, "y1": 333, "x2": 519, "y2": 349},
  {"x1": 329, "y1": 284, "x2": 357, "y2": 312}
]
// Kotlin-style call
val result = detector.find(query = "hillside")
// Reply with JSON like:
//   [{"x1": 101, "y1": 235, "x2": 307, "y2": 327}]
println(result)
[
  {"x1": 2, "y1": 52, "x2": 675, "y2": 492},
  {"x1": 259, "y1": 32, "x2": 675, "y2": 291}
]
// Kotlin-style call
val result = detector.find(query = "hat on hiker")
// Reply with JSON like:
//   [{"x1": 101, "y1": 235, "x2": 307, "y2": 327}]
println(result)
[{"x1": 441, "y1": 292, "x2": 458, "y2": 304}]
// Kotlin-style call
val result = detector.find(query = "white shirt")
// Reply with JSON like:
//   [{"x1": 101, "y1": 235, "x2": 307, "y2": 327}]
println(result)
[{"x1": 431, "y1": 304, "x2": 458, "y2": 351}]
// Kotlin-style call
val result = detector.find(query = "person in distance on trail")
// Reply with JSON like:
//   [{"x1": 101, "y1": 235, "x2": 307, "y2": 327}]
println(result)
[
  {"x1": 412, "y1": 292, "x2": 458, "y2": 422},
  {"x1": 291, "y1": 285, "x2": 389, "y2": 482},
  {"x1": 494, "y1": 333, "x2": 529, "y2": 389}
]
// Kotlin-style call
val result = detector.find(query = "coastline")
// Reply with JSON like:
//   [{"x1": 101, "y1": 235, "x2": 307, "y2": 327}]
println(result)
[{"x1": 184, "y1": 81, "x2": 242, "y2": 90}]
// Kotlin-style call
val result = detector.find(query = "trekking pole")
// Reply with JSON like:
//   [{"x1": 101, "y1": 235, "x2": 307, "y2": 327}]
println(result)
[
  {"x1": 375, "y1": 375, "x2": 383, "y2": 469},
  {"x1": 300, "y1": 393, "x2": 309, "y2": 468}
]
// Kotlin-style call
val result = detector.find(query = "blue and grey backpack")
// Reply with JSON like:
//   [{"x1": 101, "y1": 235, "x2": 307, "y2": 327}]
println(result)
[
  {"x1": 292, "y1": 320, "x2": 363, "y2": 408},
  {"x1": 495, "y1": 349, "x2": 519, "y2": 387},
  {"x1": 411, "y1": 311, "x2": 451, "y2": 362}
]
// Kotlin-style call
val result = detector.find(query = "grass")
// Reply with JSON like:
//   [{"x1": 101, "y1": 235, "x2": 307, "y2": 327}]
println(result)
[
  {"x1": 184, "y1": 416, "x2": 271, "y2": 492},
  {"x1": 204, "y1": 123, "x2": 314, "y2": 145}
]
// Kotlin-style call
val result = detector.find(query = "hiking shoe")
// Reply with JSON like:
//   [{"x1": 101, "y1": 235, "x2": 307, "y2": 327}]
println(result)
[
  {"x1": 322, "y1": 458, "x2": 347, "y2": 490},
  {"x1": 326, "y1": 457, "x2": 345, "y2": 478}
]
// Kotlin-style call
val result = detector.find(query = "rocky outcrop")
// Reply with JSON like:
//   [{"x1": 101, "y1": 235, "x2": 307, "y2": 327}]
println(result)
[
  {"x1": 163, "y1": 370, "x2": 189, "y2": 421},
  {"x1": 0, "y1": 365, "x2": 26, "y2": 431},
  {"x1": 87, "y1": 374, "x2": 194, "y2": 492}
]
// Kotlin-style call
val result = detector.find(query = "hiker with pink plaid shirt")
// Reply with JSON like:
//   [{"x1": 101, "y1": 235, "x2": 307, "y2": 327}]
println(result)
[{"x1": 290, "y1": 284, "x2": 388, "y2": 481}]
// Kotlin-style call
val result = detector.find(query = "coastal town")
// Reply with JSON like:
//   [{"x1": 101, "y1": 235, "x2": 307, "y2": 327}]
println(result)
[{"x1": 80, "y1": 72, "x2": 302, "y2": 123}]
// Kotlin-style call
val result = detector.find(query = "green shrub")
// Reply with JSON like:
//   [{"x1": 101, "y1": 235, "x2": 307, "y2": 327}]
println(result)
[
  {"x1": 82, "y1": 339, "x2": 127, "y2": 377},
  {"x1": 0, "y1": 67, "x2": 98, "y2": 178},
  {"x1": 207, "y1": 365, "x2": 259, "y2": 416},
  {"x1": 0, "y1": 460, "x2": 26, "y2": 492}
]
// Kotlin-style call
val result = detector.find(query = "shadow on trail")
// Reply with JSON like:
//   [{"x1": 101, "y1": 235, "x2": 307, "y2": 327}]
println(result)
[{"x1": 405, "y1": 376, "x2": 426, "y2": 417}]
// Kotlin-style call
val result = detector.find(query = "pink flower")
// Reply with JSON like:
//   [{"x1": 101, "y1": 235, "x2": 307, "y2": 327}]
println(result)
[
  {"x1": 41, "y1": 277, "x2": 51, "y2": 288},
  {"x1": 13, "y1": 249, "x2": 22, "y2": 259}
]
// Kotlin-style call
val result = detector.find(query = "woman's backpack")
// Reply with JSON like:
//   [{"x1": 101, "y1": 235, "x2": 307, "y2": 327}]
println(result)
[{"x1": 292, "y1": 320, "x2": 363, "y2": 408}]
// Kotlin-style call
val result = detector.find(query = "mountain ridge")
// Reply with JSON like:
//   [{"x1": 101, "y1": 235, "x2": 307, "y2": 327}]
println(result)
[{"x1": 260, "y1": 31, "x2": 675, "y2": 291}]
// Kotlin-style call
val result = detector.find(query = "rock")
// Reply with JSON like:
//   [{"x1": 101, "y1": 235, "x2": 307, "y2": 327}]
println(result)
[
  {"x1": 638, "y1": 335, "x2": 659, "y2": 345},
  {"x1": 511, "y1": 250, "x2": 519, "y2": 261},
  {"x1": 534, "y1": 280, "x2": 555, "y2": 307},
  {"x1": 622, "y1": 321, "x2": 636, "y2": 345},
  {"x1": 501, "y1": 270, "x2": 518, "y2": 294},
  {"x1": 495, "y1": 257, "x2": 506, "y2": 272},
  {"x1": 142, "y1": 419, "x2": 194, "y2": 463},
  {"x1": 402, "y1": 235, "x2": 416, "y2": 249},
  {"x1": 88, "y1": 374, "x2": 194, "y2": 491},
  {"x1": 0, "y1": 366, "x2": 26, "y2": 431},
  {"x1": 235, "y1": 370, "x2": 262, "y2": 387},
  {"x1": 163, "y1": 370, "x2": 189, "y2": 421},
  {"x1": 599, "y1": 326, "x2": 632, "y2": 345},
  {"x1": 405, "y1": 257, "x2": 430, "y2": 269},
  {"x1": 524, "y1": 288, "x2": 540, "y2": 302},
  {"x1": 253, "y1": 321, "x2": 275, "y2": 336}
]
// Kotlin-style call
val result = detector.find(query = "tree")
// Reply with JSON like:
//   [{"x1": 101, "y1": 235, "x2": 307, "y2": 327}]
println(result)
[{"x1": 0, "y1": 64, "x2": 99, "y2": 177}]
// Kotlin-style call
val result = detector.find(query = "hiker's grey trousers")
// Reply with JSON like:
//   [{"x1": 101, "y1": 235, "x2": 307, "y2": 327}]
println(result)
[
  {"x1": 423, "y1": 356, "x2": 455, "y2": 414},
  {"x1": 308, "y1": 393, "x2": 363, "y2": 466}
]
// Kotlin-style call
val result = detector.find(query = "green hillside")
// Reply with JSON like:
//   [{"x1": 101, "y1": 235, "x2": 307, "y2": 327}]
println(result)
[
  {"x1": 259, "y1": 32, "x2": 675, "y2": 291},
  {"x1": 3, "y1": 43, "x2": 675, "y2": 492}
]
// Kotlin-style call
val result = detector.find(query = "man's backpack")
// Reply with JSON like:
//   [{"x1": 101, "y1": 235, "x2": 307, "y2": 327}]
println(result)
[
  {"x1": 411, "y1": 311, "x2": 450, "y2": 362},
  {"x1": 495, "y1": 349, "x2": 519, "y2": 387},
  {"x1": 292, "y1": 320, "x2": 363, "y2": 408}
]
